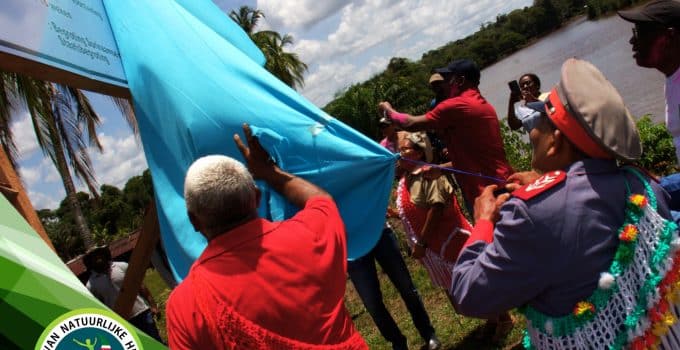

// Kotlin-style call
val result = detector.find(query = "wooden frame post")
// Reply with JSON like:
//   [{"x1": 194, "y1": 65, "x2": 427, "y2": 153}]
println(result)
[
  {"x1": 113, "y1": 200, "x2": 161, "y2": 319},
  {"x1": 0, "y1": 146, "x2": 54, "y2": 252}
]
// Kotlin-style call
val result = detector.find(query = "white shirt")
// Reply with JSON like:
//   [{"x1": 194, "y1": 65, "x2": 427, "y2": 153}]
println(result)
[
  {"x1": 665, "y1": 66, "x2": 680, "y2": 163},
  {"x1": 86, "y1": 261, "x2": 149, "y2": 318}
]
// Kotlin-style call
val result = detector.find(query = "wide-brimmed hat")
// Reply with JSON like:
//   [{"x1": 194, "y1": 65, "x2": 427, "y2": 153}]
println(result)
[
  {"x1": 429, "y1": 73, "x2": 445, "y2": 84},
  {"x1": 544, "y1": 58, "x2": 641, "y2": 160},
  {"x1": 405, "y1": 132, "x2": 433, "y2": 163}
]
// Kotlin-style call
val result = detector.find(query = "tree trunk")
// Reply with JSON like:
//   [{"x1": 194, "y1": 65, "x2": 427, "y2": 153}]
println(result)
[{"x1": 46, "y1": 119, "x2": 95, "y2": 249}]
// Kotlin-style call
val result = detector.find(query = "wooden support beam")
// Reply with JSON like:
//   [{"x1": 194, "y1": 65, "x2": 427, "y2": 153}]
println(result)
[
  {"x1": 0, "y1": 51, "x2": 131, "y2": 99},
  {"x1": 0, "y1": 147, "x2": 54, "y2": 252},
  {"x1": 113, "y1": 201, "x2": 160, "y2": 319}
]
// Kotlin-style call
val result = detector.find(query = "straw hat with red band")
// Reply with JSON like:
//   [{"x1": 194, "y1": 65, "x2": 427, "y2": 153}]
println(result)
[{"x1": 544, "y1": 58, "x2": 642, "y2": 161}]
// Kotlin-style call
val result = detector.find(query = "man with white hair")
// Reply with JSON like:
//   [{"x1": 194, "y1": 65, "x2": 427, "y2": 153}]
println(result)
[{"x1": 165, "y1": 124, "x2": 367, "y2": 349}]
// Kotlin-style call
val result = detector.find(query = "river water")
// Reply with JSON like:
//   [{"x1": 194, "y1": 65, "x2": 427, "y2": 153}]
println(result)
[{"x1": 479, "y1": 14, "x2": 667, "y2": 123}]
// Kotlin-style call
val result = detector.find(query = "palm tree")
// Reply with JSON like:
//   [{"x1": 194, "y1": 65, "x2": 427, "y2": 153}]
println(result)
[
  {"x1": 229, "y1": 6, "x2": 308, "y2": 90},
  {"x1": 0, "y1": 71, "x2": 135, "y2": 249}
]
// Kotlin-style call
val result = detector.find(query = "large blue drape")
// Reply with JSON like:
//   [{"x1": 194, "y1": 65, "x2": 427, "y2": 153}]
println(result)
[{"x1": 103, "y1": 0, "x2": 396, "y2": 281}]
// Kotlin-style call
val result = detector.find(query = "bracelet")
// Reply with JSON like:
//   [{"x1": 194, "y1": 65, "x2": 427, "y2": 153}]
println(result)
[
  {"x1": 415, "y1": 239, "x2": 427, "y2": 248},
  {"x1": 389, "y1": 111, "x2": 409, "y2": 124}
]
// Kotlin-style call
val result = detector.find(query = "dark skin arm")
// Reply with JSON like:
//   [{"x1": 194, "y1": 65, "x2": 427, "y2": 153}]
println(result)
[
  {"x1": 139, "y1": 284, "x2": 158, "y2": 315},
  {"x1": 412, "y1": 203, "x2": 444, "y2": 259},
  {"x1": 234, "y1": 123, "x2": 330, "y2": 208},
  {"x1": 507, "y1": 91, "x2": 523, "y2": 131}
]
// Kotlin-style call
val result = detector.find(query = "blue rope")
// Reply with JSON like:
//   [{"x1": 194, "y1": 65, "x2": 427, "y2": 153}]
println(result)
[{"x1": 399, "y1": 157, "x2": 505, "y2": 183}]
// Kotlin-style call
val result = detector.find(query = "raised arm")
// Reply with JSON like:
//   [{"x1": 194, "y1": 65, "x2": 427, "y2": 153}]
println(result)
[
  {"x1": 507, "y1": 91, "x2": 523, "y2": 131},
  {"x1": 378, "y1": 101, "x2": 431, "y2": 131},
  {"x1": 234, "y1": 123, "x2": 330, "y2": 208}
]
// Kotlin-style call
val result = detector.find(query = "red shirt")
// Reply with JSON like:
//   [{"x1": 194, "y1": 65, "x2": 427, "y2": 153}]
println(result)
[
  {"x1": 166, "y1": 196, "x2": 366, "y2": 349},
  {"x1": 425, "y1": 88, "x2": 513, "y2": 204}
]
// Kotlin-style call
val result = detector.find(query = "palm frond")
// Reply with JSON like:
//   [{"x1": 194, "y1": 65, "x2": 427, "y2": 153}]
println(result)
[
  {"x1": 16, "y1": 77, "x2": 57, "y2": 164},
  {"x1": 52, "y1": 87, "x2": 99, "y2": 197},
  {"x1": 110, "y1": 96, "x2": 137, "y2": 136},
  {"x1": 0, "y1": 72, "x2": 19, "y2": 168},
  {"x1": 64, "y1": 85, "x2": 102, "y2": 151}
]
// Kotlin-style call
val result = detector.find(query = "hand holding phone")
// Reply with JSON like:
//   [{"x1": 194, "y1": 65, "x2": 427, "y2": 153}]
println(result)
[
  {"x1": 508, "y1": 80, "x2": 521, "y2": 96},
  {"x1": 493, "y1": 187, "x2": 510, "y2": 197}
]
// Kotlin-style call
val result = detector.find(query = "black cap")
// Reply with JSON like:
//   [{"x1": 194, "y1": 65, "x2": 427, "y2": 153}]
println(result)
[
  {"x1": 618, "y1": 0, "x2": 680, "y2": 26},
  {"x1": 434, "y1": 59, "x2": 481, "y2": 85}
]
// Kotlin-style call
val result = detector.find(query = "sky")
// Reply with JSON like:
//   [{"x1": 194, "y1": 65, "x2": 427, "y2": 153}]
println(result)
[{"x1": 12, "y1": 0, "x2": 533, "y2": 210}]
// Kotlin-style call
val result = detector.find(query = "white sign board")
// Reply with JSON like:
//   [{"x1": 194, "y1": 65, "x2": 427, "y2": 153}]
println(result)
[{"x1": 0, "y1": 0, "x2": 128, "y2": 93}]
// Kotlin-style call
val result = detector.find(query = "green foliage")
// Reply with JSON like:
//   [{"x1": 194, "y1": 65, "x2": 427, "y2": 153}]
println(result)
[
  {"x1": 229, "y1": 6, "x2": 308, "y2": 89},
  {"x1": 636, "y1": 115, "x2": 678, "y2": 176},
  {"x1": 325, "y1": 0, "x2": 592, "y2": 140},
  {"x1": 586, "y1": 0, "x2": 641, "y2": 19},
  {"x1": 500, "y1": 121, "x2": 533, "y2": 172},
  {"x1": 324, "y1": 73, "x2": 430, "y2": 138},
  {"x1": 41, "y1": 169, "x2": 155, "y2": 261}
]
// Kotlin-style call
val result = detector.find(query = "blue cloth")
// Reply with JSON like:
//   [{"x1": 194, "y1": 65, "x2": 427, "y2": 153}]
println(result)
[
  {"x1": 660, "y1": 173, "x2": 680, "y2": 224},
  {"x1": 103, "y1": 0, "x2": 396, "y2": 281},
  {"x1": 347, "y1": 228, "x2": 434, "y2": 348}
]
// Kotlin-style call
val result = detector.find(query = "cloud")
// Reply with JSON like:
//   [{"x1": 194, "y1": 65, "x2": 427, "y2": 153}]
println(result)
[
  {"x1": 90, "y1": 133, "x2": 148, "y2": 190},
  {"x1": 294, "y1": 0, "x2": 532, "y2": 105},
  {"x1": 19, "y1": 132, "x2": 147, "y2": 210},
  {"x1": 302, "y1": 56, "x2": 390, "y2": 106},
  {"x1": 257, "y1": 0, "x2": 348, "y2": 29},
  {"x1": 17, "y1": 166, "x2": 41, "y2": 187},
  {"x1": 11, "y1": 109, "x2": 41, "y2": 158},
  {"x1": 28, "y1": 189, "x2": 63, "y2": 211}
]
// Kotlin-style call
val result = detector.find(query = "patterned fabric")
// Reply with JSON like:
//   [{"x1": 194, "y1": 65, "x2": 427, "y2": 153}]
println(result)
[
  {"x1": 192, "y1": 271, "x2": 368, "y2": 350},
  {"x1": 522, "y1": 169, "x2": 680, "y2": 350},
  {"x1": 396, "y1": 176, "x2": 471, "y2": 289}
]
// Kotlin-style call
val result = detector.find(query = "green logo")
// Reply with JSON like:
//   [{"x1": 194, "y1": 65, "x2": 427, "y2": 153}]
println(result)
[{"x1": 35, "y1": 308, "x2": 141, "y2": 350}]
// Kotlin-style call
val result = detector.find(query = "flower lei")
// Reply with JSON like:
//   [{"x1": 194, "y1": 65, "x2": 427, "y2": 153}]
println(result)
[{"x1": 521, "y1": 169, "x2": 680, "y2": 350}]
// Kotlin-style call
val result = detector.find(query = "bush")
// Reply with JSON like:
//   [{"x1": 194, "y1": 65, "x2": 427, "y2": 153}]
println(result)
[{"x1": 636, "y1": 115, "x2": 678, "y2": 176}]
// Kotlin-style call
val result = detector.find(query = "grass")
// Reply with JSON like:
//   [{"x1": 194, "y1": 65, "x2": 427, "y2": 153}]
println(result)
[{"x1": 142, "y1": 220, "x2": 526, "y2": 349}]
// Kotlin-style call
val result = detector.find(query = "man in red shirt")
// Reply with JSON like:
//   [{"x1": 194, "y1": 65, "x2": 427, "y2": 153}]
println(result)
[
  {"x1": 165, "y1": 124, "x2": 367, "y2": 349},
  {"x1": 378, "y1": 59, "x2": 514, "y2": 342},
  {"x1": 379, "y1": 59, "x2": 513, "y2": 214}
]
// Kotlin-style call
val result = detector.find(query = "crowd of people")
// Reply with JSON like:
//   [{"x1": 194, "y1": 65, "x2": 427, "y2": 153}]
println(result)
[{"x1": 86, "y1": 1, "x2": 680, "y2": 349}]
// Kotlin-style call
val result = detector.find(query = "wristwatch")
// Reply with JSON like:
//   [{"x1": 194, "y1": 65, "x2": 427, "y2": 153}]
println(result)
[{"x1": 415, "y1": 239, "x2": 427, "y2": 249}]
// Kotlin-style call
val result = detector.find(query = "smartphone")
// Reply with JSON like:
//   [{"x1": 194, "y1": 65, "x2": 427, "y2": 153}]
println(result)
[
  {"x1": 508, "y1": 80, "x2": 521, "y2": 95},
  {"x1": 493, "y1": 187, "x2": 510, "y2": 197}
]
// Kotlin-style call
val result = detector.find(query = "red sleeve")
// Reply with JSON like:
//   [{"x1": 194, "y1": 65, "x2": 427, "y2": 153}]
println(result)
[
  {"x1": 285, "y1": 196, "x2": 347, "y2": 264},
  {"x1": 425, "y1": 98, "x2": 465, "y2": 128},
  {"x1": 462, "y1": 219, "x2": 495, "y2": 248},
  {"x1": 288, "y1": 196, "x2": 344, "y2": 237}
]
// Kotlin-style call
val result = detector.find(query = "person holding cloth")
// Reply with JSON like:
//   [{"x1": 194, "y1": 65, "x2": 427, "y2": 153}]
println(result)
[
  {"x1": 451, "y1": 58, "x2": 680, "y2": 349},
  {"x1": 378, "y1": 59, "x2": 513, "y2": 215},
  {"x1": 166, "y1": 124, "x2": 367, "y2": 349},
  {"x1": 394, "y1": 131, "x2": 470, "y2": 292}
]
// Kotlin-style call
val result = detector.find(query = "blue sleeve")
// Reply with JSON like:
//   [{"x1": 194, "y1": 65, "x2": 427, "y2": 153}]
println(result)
[{"x1": 451, "y1": 199, "x2": 554, "y2": 318}]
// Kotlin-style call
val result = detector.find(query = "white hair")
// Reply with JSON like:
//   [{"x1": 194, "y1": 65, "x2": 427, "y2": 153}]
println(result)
[{"x1": 184, "y1": 155, "x2": 257, "y2": 236}]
